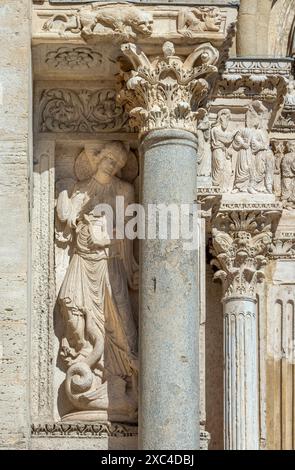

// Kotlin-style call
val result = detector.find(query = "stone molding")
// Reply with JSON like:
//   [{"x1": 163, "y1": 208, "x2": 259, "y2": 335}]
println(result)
[
  {"x1": 214, "y1": 58, "x2": 292, "y2": 104},
  {"x1": 33, "y1": 4, "x2": 232, "y2": 46},
  {"x1": 31, "y1": 422, "x2": 138, "y2": 438}
]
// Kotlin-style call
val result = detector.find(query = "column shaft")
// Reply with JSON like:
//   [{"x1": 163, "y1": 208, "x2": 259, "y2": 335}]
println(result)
[
  {"x1": 139, "y1": 130, "x2": 199, "y2": 450},
  {"x1": 224, "y1": 297, "x2": 259, "y2": 450}
]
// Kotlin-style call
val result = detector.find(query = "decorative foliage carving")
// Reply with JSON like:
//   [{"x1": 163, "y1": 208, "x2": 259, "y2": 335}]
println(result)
[
  {"x1": 270, "y1": 238, "x2": 295, "y2": 259},
  {"x1": 55, "y1": 142, "x2": 138, "y2": 423},
  {"x1": 31, "y1": 422, "x2": 137, "y2": 437},
  {"x1": 118, "y1": 41, "x2": 219, "y2": 135},
  {"x1": 43, "y1": 3, "x2": 153, "y2": 42},
  {"x1": 39, "y1": 89, "x2": 129, "y2": 133},
  {"x1": 45, "y1": 47, "x2": 103, "y2": 69},
  {"x1": 215, "y1": 59, "x2": 291, "y2": 103},
  {"x1": 211, "y1": 211, "x2": 278, "y2": 299},
  {"x1": 177, "y1": 7, "x2": 222, "y2": 37}
]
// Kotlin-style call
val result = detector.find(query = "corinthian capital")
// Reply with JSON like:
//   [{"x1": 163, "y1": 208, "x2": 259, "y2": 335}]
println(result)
[
  {"x1": 211, "y1": 210, "x2": 278, "y2": 299},
  {"x1": 118, "y1": 41, "x2": 219, "y2": 135}
]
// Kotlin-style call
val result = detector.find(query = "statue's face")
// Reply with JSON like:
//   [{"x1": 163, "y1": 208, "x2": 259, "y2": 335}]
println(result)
[
  {"x1": 136, "y1": 14, "x2": 153, "y2": 35},
  {"x1": 97, "y1": 153, "x2": 121, "y2": 179},
  {"x1": 220, "y1": 113, "x2": 229, "y2": 129},
  {"x1": 287, "y1": 142, "x2": 295, "y2": 153}
]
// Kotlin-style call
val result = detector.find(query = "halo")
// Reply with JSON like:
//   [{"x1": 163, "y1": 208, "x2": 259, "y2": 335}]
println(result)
[{"x1": 74, "y1": 142, "x2": 138, "y2": 182}]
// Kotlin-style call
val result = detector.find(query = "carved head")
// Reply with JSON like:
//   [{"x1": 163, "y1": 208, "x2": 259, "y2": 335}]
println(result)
[
  {"x1": 286, "y1": 140, "x2": 295, "y2": 154},
  {"x1": 216, "y1": 109, "x2": 231, "y2": 130},
  {"x1": 132, "y1": 11, "x2": 153, "y2": 36},
  {"x1": 96, "y1": 142, "x2": 129, "y2": 181},
  {"x1": 203, "y1": 8, "x2": 222, "y2": 32}
]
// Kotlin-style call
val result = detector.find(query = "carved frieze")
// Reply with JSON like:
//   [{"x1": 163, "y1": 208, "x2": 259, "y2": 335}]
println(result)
[
  {"x1": 39, "y1": 88, "x2": 129, "y2": 132},
  {"x1": 42, "y1": 3, "x2": 153, "y2": 42},
  {"x1": 33, "y1": 4, "x2": 232, "y2": 46},
  {"x1": 208, "y1": 102, "x2": 275, "y2": 195},
  {"x1": 118, "y1": 41, "x2": 219, "y2": 135},
  {"x1": 214, "y1": 59, "x2": 292, "y2": 104}
]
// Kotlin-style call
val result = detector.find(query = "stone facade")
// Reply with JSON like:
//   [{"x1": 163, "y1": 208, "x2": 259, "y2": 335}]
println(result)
[{"x1": 1, "y1": 0, "x2": 295, "y2": 450}]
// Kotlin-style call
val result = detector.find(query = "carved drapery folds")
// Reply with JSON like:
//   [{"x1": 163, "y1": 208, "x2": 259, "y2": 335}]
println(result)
[
  {"x1": 55, "y1": 142, "x2": 139, "y2": 423},
  {"x1": 211, "y1": 210, "x2": 278, "y2": 300},
  {"x1": 271, "y1": 139, "x2": 295, "y2": 208},
  {"x1": 118, "y1": 41, "x2": 219, "y2": 135}
]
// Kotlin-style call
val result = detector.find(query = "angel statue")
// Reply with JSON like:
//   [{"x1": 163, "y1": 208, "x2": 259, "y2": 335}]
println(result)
[{"x1": 55, "y1": 141, "x2": 139, "y2": 423}]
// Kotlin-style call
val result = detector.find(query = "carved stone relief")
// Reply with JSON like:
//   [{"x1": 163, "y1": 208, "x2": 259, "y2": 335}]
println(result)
[
  {"x1": 39, "y1": 88, "x2": 129, "y2": 133},
  {"x1": 55, "y1": 141, "x2": 139, "y2": 423},
  {"x1": 209, "y1": 102, "x2": 274, "y2": 195},
  {"x1": 118, "y1": 41, "x2": 219, "y2": 135},
  {"x1": 42, "y1": 3, "x2": 154, "y2": 42},
  {"x1": 45, "y1": 47, "x2": 104, "y2": 69},
  {"x1": 211, "y1": 211, "x2": 275, "y2": 299},
  {"x1": 177, "y1": 7, "x2": 222, "y2": 37}
]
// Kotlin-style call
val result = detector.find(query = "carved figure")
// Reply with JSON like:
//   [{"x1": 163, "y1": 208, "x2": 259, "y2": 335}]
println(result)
[
  {"x1": 197, "y1": 112, "x2": 211, "y2": 177},
  {"x1": 272, "y1": 140, "x2": 285, "y2": 196},
  {"x1": 56, "y1": 142, "x2": 138, "y2": 422},
  {"x1": 43, "y1": 4, "x2": 153, "y2": 41},
  {"x1": 80, "y1": 3, "x2": 153, "y2": 39},
  {"x1": 233, "y1": 101, "x2": 274, "y2": 194},
  {"x1": 211, "y1": 109, "x2": 235, "y2": 191},
  {"x1": 177, "y1": 7, "x2": 221, "y2": 37},
  {"x1": 281, "y1": 140, "x2": 295, "y2": 207}
]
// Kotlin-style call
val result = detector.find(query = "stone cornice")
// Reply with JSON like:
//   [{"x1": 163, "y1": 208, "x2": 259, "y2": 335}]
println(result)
[{"x1": 33, "y1": 3, "x2": 235, "y2": 47}]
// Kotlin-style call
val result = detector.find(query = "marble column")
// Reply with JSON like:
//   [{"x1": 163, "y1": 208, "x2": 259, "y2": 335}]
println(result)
[
  {"x1": 140, "y1": 129, "x2": 199, "y2": 449},
  {"x1": 223, "y1": 297, "x2": 259, "y2": 449},
  {"x1": 211, "y1": 210, "x2": 275, "y2": 450},
  {"x1": 119, "y1": 41, "x2": 219, "y2": 449}
]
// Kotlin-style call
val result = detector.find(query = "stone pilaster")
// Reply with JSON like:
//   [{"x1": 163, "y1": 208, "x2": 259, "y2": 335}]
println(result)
[
  {"x1": 211, "y1": 209, "x2": 279, "y2": 449},
  {"x1": 119, "y1": 40, "x2": 219, "y2": 450}
]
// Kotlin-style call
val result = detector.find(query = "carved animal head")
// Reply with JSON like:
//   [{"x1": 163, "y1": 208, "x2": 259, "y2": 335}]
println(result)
[{"x1": 130, "y1": 11, "x2": 153, "y2": 36}]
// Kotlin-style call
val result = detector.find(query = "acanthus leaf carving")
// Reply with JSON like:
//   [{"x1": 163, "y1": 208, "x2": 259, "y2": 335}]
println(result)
[
  {"x1": 45, "y1": 47, "x2": 104, "y2": 69},
  {"x1": 211, "y1": 210, "x2": 278, "y2": 299},
  {"x1": 39, "y1": 88, "x2": 129, "y2": 133},
  {"x1": 118, "y1": 41, "x2": 219, "y2": 135}
]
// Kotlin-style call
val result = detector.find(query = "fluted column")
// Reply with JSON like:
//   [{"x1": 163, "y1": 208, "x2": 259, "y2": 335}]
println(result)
[
  {"x1": 119, "y1": 41, "x2": 219, "y2": 449},
  {"x1": 211, "y1": 210, "x2": 275, "y2": 450}
]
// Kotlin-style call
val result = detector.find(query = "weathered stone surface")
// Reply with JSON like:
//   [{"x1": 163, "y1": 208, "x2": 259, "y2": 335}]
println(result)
[{"x1": 0, "y1": 1, "x2": 31, "y2": 449}]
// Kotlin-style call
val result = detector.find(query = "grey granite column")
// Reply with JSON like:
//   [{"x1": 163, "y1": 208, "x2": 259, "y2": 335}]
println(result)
[{"x1": 139, "y1": 130, "x2": 199, "y2": 450}]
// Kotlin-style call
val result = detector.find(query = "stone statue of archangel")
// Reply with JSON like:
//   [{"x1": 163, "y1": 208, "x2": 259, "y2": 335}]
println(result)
[{"x1": 55, "y1": 141, "x2": 139, "y2": 423}]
